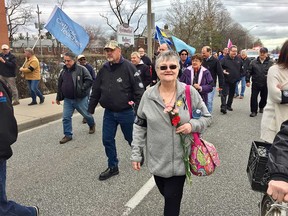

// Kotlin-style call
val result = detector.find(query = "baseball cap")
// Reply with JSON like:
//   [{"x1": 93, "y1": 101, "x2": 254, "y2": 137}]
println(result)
[
  {"x1": 1, "y1": 44, "x2": 9, "y2": 50},
  {"x1": 77, "y1": 54, "x2": 85, "y2": 60},
  {"x1": 260, "y1": 47, "x2": 268, "y2": 53},
  {"x1": 104, "y1": 40, "x2": 119, "y2": 50}
]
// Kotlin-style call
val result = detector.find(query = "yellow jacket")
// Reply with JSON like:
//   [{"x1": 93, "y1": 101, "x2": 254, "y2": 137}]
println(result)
[{"x1": 21, "y1": 55, "x2": 40, "y2": 80}]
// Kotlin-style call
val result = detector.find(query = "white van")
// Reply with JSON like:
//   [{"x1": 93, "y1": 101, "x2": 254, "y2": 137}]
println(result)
[{"x1": 246, "y1": 49, "x2": 259, "y2": 60}]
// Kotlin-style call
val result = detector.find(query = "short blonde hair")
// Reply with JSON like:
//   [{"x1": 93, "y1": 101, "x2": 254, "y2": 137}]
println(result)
[
  {"x1": 24, "y1": 48, "x2": 34, "y2": 55},
  {"x1": 131, "y1": 51, "x2": 141, "y2": 58}
]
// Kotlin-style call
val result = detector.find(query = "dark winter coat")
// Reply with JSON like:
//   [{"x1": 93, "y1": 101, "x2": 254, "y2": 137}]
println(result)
[
  {"x1": 0, "y1": 80, "x2": 17, "y2": 160},
  {"x1": 56, "y1": 63, "x2": 93, "y2": 101},
  {"x1": 268, "y1": 120, "x2": 288, "y2": 182},
  {"x1": 0, "y1": 51, "x2": 17, "y2": 77},
  {"x1": 202, "y1": 55, "x2": 224, "y2": 89},
  {"x1": 220, "y1": 55, "x2": 244, "y2": 84},
  {"x1": 88, "y1": 57, "x2": 145, "y2": 113},
  {"x1": 246, "y1": 56, "x2": 274, "y2": 87}
]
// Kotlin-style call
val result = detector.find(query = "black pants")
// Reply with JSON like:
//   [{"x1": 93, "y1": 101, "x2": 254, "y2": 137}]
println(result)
[
  {"x1": 154, "y1": 175, "x2": 186, "y2": 216},
  {"x1": 221, "y1": 81, "x2": 236, "y2": 109},
  {"x1": 250, "y1": 84, "x2": 268, "y2": 113}
]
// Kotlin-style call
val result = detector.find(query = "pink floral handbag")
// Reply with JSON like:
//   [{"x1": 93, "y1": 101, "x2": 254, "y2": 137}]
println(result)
[{"x1": 185, "y1": 85, "x2": 220, "y2": 176}]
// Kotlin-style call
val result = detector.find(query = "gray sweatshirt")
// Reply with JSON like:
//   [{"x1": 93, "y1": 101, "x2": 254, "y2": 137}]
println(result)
[{"x1": 131, "y1": 81, "x2": 212, "y2": 178}]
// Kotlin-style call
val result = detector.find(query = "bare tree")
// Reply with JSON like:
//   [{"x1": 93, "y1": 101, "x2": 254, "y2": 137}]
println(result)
[
  {"x1": 57, "y1": 0, "x2": 65, "y2": 9},
  {"x1": 166, "y1": 0, "x2": 253, "y2": 51},
  {"x1": 85, "y1": 25, "x2": 107, "y2": 51},
  {"x1": 5, "y1": 0, "x2": 33, "y2": 43},
  {"x1": 100, "y1": 0, "x2": 145, "y2": 33}
]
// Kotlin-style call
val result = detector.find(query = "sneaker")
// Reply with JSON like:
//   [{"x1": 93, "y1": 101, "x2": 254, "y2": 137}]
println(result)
[
  {"x1": 250, "y1": 112, "x2": 257, "y2": 117},
  {"x1": 59, "y1": 136, "x2": 72, "y2": 144},
  {"x1": 12, "y1": 101, "x2": 20, "y2": 106},
  {"x1": 40, "y1": 96, "x2": 45, "y2": 104},
  {"x1": 28, "y1": 101, "x2": 37, "y2": 106},
  {"x1": 32, "y1": 206, "x2": 39, "y2": 216},
  {"x1": 82, "y1": 118, "x2": 87, "y2": 124},
  {"x1": 234, "y1": 95, "x2": 239, "y2": 98},
  {"x1": 89, "y1": 125, "x2": 95, "y2": 134},
  {"x1": 227, "y1": 107, "x2": 233, "y2": 111},
  {"x1": 259, "y1": 108, "x2": 264, "y2": 113},
  {"x1": 239, "y1": 96, "x2": 244, "y2": 99},
  {"x1": 99, "y1": 167, "x2": 119, "y2": 181}
]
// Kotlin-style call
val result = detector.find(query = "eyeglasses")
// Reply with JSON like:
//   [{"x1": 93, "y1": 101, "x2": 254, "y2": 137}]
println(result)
[
  {"x1": 79, "y1": 58, "x2": 86, "y2": 61},
  {"x1": 2, "y1": 49, "x2": 8, "y2": 50},
  {"x1": 159, "y1": 64, "x2": 177, "y2": 70},
  {"x1": 181, "y1": 53, "x2": 188, "y2": 56},
  {"x1": 64, "y1": 59, "x2": 72, "y2": 63}
]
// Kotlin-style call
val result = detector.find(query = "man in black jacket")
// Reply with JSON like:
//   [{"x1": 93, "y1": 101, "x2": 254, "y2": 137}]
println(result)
[
  {"x1": 246, "y1": 47, "x2": 274, "y2": 117},
  {"x1": 0, "y1": 80, "x2": 39, "y2": 215},
  {"x1": 202, "y1": 46, "x2": 224, "y2": 113},
  {"x1": 267, "y1": 119, "x2": 288, "y2": 202},
  {"x1": 220, "y1": 45, "x2": 244, "y2": 114},
  {"x1": 88, "y1": 40, "x2": 144, "y2": 181},
  {"x1": 56, "y1": 52, "x2": 95, "y2": 144},
  {"x1": 0, "y1": 44, "x2": 19, "y2": 106}
]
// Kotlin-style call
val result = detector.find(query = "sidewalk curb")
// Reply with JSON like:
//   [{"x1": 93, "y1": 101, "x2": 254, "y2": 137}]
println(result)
[{"x1": 18, "y1": 113, "x2": 63, "y2": 132}]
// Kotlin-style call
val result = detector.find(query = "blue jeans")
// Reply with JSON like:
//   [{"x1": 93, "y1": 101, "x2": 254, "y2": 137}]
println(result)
[
  {"x1": 102, "y1": 108, "x2": 134, "y2": 168},
  {"x1": 0, "y1": 160, "x2": 36, "y2": 216},
  {"x1": 207, "y1": 87, "x2": 216, "y2": 113},
  {"x1": 63, "y1": 97, "x2": 95, "y2": 137},
  {"x1": 235, "y1": 76, "x2": 246, "y2": 96},
  {"x1": 27, "y1": 80, "x2": 44, "y2": 102}
]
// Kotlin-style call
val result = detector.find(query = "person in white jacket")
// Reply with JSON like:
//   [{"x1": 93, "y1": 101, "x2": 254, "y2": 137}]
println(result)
[
  {"x1": 260, "y1": 40, "x2": 288, "y2": 143},
  {"x1": 131, "y1": 50, "x2": 212, "y2": 216}
]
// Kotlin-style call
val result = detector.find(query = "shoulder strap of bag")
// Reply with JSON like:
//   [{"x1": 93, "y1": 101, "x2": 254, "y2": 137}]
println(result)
[
  {"x1": 185, "y1": 85, "x2": 201, "y2": 141},
  {"x1": 185, "y1": 85, "x2": 192, "y2": 118}
]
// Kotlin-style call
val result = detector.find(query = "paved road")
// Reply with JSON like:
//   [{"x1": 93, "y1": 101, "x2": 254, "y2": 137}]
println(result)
[{"x1": 7, "y1": 89, "x2": 264, "y2": 216}]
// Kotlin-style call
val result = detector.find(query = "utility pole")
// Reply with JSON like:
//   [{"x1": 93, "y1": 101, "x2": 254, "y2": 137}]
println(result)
[
  {"x1": 147, "y1": 0, "x2": 152, "y2": 59},
  {"x1": 0, "y1": 0, "x2": 9, "y2": 46},
  {"x1": 36, "y1": 4, "x2": 43, "y2": 57}
]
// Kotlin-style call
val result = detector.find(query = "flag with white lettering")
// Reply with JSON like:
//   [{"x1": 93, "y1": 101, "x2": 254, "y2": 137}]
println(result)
[{"x1": 44, "y1": 6, "x2": 89, "y2": 55}]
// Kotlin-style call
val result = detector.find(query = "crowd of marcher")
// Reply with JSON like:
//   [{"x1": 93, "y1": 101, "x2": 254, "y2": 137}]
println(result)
[{"x1": 1, "y1": 38, "x2": 288, "y2": 216}]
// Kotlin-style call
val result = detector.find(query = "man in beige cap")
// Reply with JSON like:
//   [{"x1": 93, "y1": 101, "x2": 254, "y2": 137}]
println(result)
[
  {"x1": 88, "y1": 40, "x2": 144, "y2": 181},
  {"x1": 0, "y1": 44, "x2": 19, "y2": 105}
]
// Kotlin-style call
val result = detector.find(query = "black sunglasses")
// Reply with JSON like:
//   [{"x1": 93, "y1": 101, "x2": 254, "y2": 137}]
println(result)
[
  {"x1": 79, "y1": 58, "x2": 86, "y2": 61},
  {"x1": 159, "y1": 64, "x2": 177, "y2": 70}
]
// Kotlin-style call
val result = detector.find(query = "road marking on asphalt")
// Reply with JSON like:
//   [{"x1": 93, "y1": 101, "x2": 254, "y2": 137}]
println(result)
[{"x1": 121, "y1": 176, "x2": 155, "y2": 216}]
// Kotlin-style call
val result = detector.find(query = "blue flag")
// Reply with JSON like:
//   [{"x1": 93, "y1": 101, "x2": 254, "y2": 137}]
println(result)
[
  {"x1": 44, "y1": 6, "x2": 89, "y2": 55},
  {"x1": 154, "y1": 26, "x2": 173, "y2": 45},
  {"x1": 172, "y1": 36, "x2": 196, "y2": 55}
]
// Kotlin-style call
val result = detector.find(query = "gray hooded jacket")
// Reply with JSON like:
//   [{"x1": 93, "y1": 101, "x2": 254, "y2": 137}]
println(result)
[{"x1": 131, "y1": 81, "x2": 212, "y2": 178}]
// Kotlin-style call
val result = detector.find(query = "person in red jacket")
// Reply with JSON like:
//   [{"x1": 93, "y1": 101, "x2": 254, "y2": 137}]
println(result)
[{"x1": 0, "y1": 79, "x2": 39, "y2": 215}]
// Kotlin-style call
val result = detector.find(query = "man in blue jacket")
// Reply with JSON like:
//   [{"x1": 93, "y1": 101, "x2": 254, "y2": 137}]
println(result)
[
  {"x1": 88, "y1": 40, "x2": 144, "y2": 180},
  {"x1": 0, "y1": 80, "x2": 39, "y2": 215}
]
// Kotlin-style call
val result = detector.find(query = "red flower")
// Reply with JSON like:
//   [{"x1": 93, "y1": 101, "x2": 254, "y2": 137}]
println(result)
[{"x1": 172, "y1": 115, "x2": 181, "y2": 126}]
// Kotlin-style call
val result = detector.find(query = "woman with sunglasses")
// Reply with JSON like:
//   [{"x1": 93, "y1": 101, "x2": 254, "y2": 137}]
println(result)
[
  {"x1": 178, "y1": 49, "x2": 191, "y2": 78},
  {"x1": 180, "y1": 53, "x2": 214, "y2": 106},
  {"x1": 131, "y1": 51, "x2": 211, "y2": 216}
]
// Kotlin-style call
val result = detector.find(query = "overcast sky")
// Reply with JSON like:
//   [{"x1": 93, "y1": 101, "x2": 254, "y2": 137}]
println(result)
[{"x1": 22, "y1": 0, "x2": 288, "y2": 51}]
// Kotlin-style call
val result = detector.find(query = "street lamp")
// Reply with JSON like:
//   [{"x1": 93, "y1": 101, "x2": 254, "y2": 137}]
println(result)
[{"x1": 245, "y1": 25, "x2": 258, "y2": 49}]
